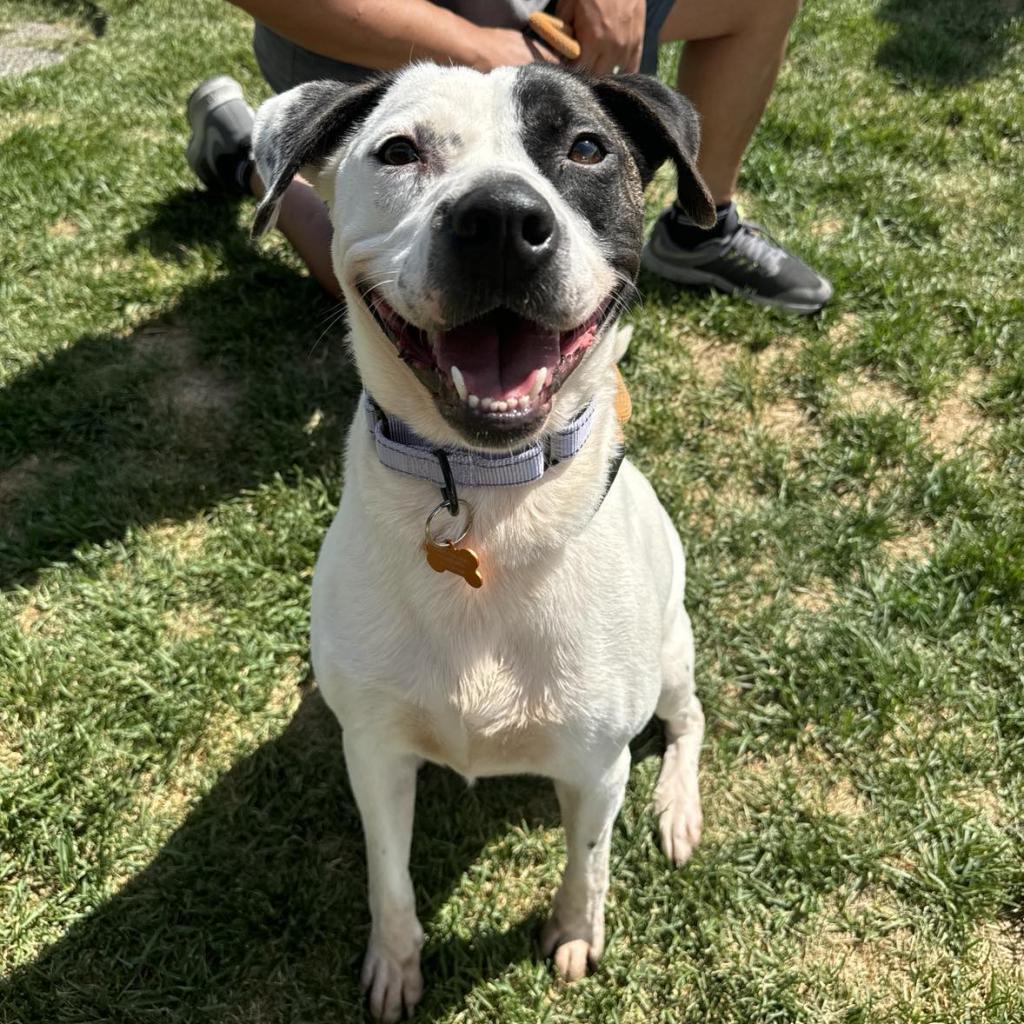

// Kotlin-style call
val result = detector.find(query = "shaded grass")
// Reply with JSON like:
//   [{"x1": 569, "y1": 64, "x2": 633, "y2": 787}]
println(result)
[{"x1": 2, "y1": 0, "x2": 1023, "y2": 1022}]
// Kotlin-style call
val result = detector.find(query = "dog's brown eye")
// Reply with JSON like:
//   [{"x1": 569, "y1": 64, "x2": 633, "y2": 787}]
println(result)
[
  {"x1": 568, "y1": 135, "x2": 605, "y2": 165},
  {"x1": 379, "y1": 137, "x2": 421, "y2": 166}
]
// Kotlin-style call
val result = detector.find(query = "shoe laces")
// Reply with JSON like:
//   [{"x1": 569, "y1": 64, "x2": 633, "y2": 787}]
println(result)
[{"x1": 723, "y1": 220, "x2": 786, "y2": 276}]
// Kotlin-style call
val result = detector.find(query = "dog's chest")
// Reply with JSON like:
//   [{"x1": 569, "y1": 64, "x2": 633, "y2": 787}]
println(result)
[{"x1": 393, "y1": 652, "x2": 571, "y2": 778}]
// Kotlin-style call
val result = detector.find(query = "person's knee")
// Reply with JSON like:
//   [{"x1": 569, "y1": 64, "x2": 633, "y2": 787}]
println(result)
[
  {"x1": 732, "y1": 0, "x2": 802, "y2": 33},
  {"x1": 763, "y1": 0, "x2": 803, "y2": 30},
  {"x1": 664, "y1": 0, "x2": 801, "y2": 45}
]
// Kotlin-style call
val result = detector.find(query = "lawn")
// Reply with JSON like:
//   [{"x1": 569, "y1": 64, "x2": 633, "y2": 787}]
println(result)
[{"x1": 1, "y1": 0, "x2": 1022, "y2": 1021}]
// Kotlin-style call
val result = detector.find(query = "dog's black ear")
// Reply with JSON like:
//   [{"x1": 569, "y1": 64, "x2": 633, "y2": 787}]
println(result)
[
  {"x1": 251, "y1": 74, "x2": 393, "y2": 238},
  {"x1": 592, "y1": 74, "x2": 715, "y2": 228}
]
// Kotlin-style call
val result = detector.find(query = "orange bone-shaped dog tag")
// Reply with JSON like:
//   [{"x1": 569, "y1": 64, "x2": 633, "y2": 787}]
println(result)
[{"x1": 423, "y1": 540, "x2": 483, "y2": 588}]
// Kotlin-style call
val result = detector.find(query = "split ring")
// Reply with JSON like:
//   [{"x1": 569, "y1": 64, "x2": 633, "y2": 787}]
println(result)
[{"x1": 424, "y1": 498, "x2": 474, "y2": 547}]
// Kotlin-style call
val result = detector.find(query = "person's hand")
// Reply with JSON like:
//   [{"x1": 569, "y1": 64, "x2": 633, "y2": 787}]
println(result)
[
  {"x1": 556, "y1": 0, "x2": 645, "y2": 74},
  {"x1": 473, "y1": 26, "x2": 564, "y2": 71}
]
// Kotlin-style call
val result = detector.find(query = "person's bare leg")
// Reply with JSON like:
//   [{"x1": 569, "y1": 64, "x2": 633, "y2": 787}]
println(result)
[
  {"x1": 660, "y1": 0, "x2": 802, "y2": 203},
  {"x1": 251, "y1": 170, "x2": 341, "y2": 297}
]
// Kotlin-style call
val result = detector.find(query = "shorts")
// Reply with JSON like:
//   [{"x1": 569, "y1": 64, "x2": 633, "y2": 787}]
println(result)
[{"x1": 253, "y1": 0, "x2": 677, "y2": 94}]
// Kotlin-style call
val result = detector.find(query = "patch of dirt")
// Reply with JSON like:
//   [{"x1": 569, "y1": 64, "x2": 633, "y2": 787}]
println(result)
[
  {"x1": 0, "y1": 455, "x2": 72, "y2": 512},
  {"x1": 978, "y1": 920, "x2": 1024, "y2": 973},
  {"x1": 0, "y1": 726, "x2": 23, "y2": 773},
  {"x1": 823, "y1": 777, "x2": 868, "y2": 819},
  {"x1": 16, "y1": 602, "x2": 44, "y2": 634},
  {"x1": 954, "y1": 785, "x2": 1008, "y2": 829},
  {"x1": 811, "y1": 217, "x2": 844, "y2": 238},
  {"x1": 827, "y1": 313, "x2": 861, "y2": 346},
  {"x1": 0, "y1": 455, "x2": 42, "y2": 507},
  {"x1": 836, "y1": 370, "x2": 906, "y2": 414},
  {"x1": 47, "y1": 216, "x2": 79, "y2": 238},
  {"x1": 0, "y1": 21, "x2": 82, "y2": 79},
  {"x1": 926, "y1": 368, "x2": 991, "y2": 454},
  {"x1": 162, "y1": 604, "x2": 214, "y2": 643},
  {"x1": 149, "y1": 519, "x2": 209, "y2": 559},
  {"x1": 163, "y1": 369, "x2": 238, "y2": 417},
  {"x1": 687, "y1": 336, "x2": 737, "y2": 384},
  {"x1": 136, "y1": 324, "x2": 239, "y2": 421},
  {"x1": 0, "y1": 108, "x2": 62, "y2": 142},
  {"x1": 802, "y1": 922, "x2": 907, "y2": 1012},
  {"x1": 704, "y1": 746, "x2": 843, "y2": 840},
  {"x1": 881, "y1": 527, "x2": 932, "y2": 563},
  {"x1": 793, "y1": 577, "x2": 837, "y2": 613},
  {"x1": 131, "y1": 324, "x2": 193, "y2": 365},
  {"x1": 759, "y1": 398, "x2": 812, "y2": 443},
  {"x1": 752, "y1": 342, "x2": 794, "y2": 375},
  {"x1": 802, "y1": 897, "x2": 1024, "y2": 1012},
  {"x1": 707, "y1": 478, "x2": 762, "y2": 518},
  {"x1": 836, "y1": 367, "x2": 992, "y2": 458}
]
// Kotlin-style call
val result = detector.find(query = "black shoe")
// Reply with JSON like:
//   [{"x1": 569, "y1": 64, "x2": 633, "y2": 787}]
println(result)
[
  {"x1": 185, "y1": 75, "x2": 255, "y2": 195},
  {"x1": 642, "y1": 205, "x2": 833, "y2": 314}
]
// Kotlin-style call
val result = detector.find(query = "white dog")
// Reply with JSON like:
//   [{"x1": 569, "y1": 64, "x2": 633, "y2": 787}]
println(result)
[{"x1": 252, "y1": 62, "x2": 715, "y2": 1023}]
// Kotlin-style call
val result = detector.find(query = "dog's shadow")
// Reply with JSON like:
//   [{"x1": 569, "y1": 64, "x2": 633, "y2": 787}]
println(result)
[
  {"x1": 0, "y1": 690, "x2": 663, "y2": 1021},
  {"x1": 0, "y1": 684, "x2": 663, "y2": 1019},
  {"x1": 0, "y1": 190, "x2": 358, "y2": 590}
]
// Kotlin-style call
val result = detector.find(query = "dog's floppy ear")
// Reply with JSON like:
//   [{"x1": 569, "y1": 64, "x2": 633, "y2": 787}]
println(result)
[
  {"x1": 251, "y1": 74, "x2": 393, "y2": 237},
  {"x1": 592, "y1": 74, "x2": 715, "y2": 228}
]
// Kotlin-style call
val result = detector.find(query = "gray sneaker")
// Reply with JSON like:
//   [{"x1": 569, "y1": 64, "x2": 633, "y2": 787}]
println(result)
[
  {"x1": 642, "y1": 206, "x2": 833, "y2": 315},
  {"x1": 186, "y1": 75, "x2": 255, "y2": 195}
]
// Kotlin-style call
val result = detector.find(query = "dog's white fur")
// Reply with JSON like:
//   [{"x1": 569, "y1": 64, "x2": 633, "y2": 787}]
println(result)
[{"x1": 256, "y1": 65, "x2": 703, "y2": 1023}]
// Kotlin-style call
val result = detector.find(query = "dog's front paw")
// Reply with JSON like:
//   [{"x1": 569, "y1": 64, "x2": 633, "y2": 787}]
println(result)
[
  {"x1": 361, "y1": 931, "x2": 424, "y2": 1023},
  {"x1": 654, "y1": 749, "x2": 703, "y2": 867},
  {"x1": 541, "y1": 907, "x2": 604, "y2": 982}
]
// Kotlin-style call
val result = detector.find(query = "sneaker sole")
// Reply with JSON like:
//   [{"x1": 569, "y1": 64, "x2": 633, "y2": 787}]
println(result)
[
  {"x1": 641, "y1": 240, "x2": 829, "y2": 315},
  {"x1": 186, "y1": 75, "x2": 247, "y2": 124}
]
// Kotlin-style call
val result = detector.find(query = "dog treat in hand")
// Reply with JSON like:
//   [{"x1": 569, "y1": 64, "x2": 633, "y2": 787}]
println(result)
[{"x1": 527, "y1": 11, "x2": 582, "y2": 61}]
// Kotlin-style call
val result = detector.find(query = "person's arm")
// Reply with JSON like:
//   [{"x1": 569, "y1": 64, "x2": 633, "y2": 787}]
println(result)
[{"x1": 230, "y1": 0, "x2": 555, "y2": 72}]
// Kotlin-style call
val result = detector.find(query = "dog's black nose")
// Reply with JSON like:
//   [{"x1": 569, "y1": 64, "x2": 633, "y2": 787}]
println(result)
[{"x1": 447, "y1": 178, "x2": 558, "y2": 275}]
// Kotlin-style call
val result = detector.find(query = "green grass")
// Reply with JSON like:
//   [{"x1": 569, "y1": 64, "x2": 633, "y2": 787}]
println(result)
[{"x1": 1, "y1": 0, "x2": 1022, "y2": 1021}]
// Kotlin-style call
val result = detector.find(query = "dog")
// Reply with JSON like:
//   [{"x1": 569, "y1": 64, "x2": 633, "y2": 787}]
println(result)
[{"x1": 251, "y1": 62, "x2": 714, "y2": 1022}]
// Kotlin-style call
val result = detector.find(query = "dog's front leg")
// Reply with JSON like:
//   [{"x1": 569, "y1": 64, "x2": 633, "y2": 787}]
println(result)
[
  {"x1": 343, "y1": 732, "x2": 424, "y2": 1023},
  {"x1": 542, "y1": 747, "x2": 630, "y2": 981}
]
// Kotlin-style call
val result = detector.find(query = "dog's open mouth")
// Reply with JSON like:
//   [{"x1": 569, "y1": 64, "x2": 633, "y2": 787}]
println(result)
[{"x1": 360, "y1": 287, "x2": 614, "y2": 433}]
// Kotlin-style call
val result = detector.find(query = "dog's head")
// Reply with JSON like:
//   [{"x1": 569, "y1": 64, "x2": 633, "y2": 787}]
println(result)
[{"x1": 252, "y1": 64, "x2": 713, "y2": 449}]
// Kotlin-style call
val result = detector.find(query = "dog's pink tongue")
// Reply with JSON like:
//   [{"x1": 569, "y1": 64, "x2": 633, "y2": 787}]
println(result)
[{"x1": 434, "y1": 312, "x2": 560, "y2": 399}]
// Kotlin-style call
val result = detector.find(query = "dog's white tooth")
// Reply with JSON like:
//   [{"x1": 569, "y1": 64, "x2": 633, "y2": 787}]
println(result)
[
  {"x1": 493, "y1": 400, "x2": 507, "y2": 412},
  {"x1": 450, "y1": 365, "x2": 468, "y2": 402},
  {"x1": 507, "y1": 396, "x2": 519, "y2": 409},
  {"x1": 529, "y1": 367, "x2": 547, "y2": 399},
  {"x1": 481, "y1": 397, "x2": 493, "y2": 410},
  {"x1": 468, "y1": 394, "x2": 480, "y2": 409}
]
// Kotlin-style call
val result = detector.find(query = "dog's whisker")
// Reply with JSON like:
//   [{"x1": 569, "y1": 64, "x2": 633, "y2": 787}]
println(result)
[
  {"x1": 309, "y1": 303, "x2": 354, "y2": 355},
  {"x1": 316, "y1": 299, "x2": 347, "y2": 326}
]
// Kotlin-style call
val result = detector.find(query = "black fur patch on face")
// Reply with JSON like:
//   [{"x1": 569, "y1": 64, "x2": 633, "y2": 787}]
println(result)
[{"x1": 511, "y1": 65, "x2": 646, "y2": 281}]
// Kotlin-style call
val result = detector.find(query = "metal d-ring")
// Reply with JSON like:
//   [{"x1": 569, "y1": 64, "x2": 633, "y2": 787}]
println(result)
[{"x1": 424, "y1": 498, "x2": 474, "y2": 547}]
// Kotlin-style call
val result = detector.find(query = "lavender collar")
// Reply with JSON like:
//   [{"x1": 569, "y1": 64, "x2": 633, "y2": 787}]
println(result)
[{"x1": 363, "y1": 392, "x2": 596, "y2": 489}]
